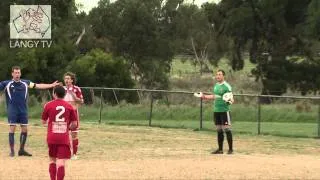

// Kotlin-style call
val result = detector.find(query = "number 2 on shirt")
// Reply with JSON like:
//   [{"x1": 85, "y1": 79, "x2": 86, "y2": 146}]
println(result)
[
  {"x1": 55, "y1": 106, "x2": 65, "y2": 122},
  {"x1": 52, "y1": 106, "x2": 67, "y2": 133}
]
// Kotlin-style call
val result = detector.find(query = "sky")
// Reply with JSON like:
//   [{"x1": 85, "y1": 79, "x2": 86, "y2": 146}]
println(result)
[{"x1": 75, "y1": 0, "x2": 221, "y2": 14}]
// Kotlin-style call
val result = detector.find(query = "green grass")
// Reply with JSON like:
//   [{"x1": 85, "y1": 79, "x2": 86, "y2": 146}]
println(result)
[
  {"x1": 19, "y1": 112, "x2": 319, "y2": 138},
  {"x1": 16, "y1": 102, "x2": 318, "y2": 123},
  {"x1": 170, "y1": 58, "x2": 201, "y2": 76},
  {"x1": 102, "y1": 120, "x2": 319, "y2": 138},
  {"x1": 6, "y1": 99, "x2": 311, "y2": 139},
  {"x1": 170, "y1": 58, "x2": 256, "y2": 76},
  {"x1": 21, "y1": 110, "x2": 320, "y2": 138},
  {"x1": 170, "y1": 58, "x2": 262, "y2": 94}
]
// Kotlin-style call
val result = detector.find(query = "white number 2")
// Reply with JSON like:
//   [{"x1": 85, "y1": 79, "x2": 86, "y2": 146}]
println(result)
[{"x1": 55, "y1": 106, "x2": 65, "y2": 122}]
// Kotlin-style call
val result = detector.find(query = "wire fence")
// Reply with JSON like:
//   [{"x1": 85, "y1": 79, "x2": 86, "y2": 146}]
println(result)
[
  {"x1": 1, "y1": 87, "x2": 318, "y2": 138},
  {"x1": 77, "y1": 87, "x2": 320, "y2": 138}
]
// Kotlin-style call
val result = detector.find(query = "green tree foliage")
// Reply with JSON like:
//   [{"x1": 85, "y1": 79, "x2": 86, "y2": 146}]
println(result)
[
  {"x1": 1, "y1": 0, "x2": 320, "y2": 99},
  {"x1": 204, "y1": 0, "x2": 320, "y2": 97},
  {"x1": 89, "y1": 0, "x2": 176, "y2": 89},
  {"x1": 305, "y1": 0, "x2": 320, "y2": 39},
  {"x1": 67, "y1": 49, "x2": 137, "y2": 103},
  {"x1": 68, "y1": 49, "x2": 134, "y2": 87},
  {"x1": 172, "y1": 3, "x2": 224, "y2": 74},
  {"x1": 0, "y1": 0, "x2": 80, "y2": 82}
]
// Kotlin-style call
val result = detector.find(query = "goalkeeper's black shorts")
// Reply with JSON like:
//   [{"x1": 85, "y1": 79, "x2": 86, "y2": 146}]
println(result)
[{"x1": 214, "y1": 111, "x2": 231, "y2": 125}]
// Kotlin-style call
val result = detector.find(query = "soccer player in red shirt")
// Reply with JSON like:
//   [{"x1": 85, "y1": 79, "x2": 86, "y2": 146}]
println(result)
[
  {"x1": 42, "y1": 86, "x2": 77, "y2": 180},
  {"x1": 63, "y1": 72, "x2": 84, "y2": 159}
]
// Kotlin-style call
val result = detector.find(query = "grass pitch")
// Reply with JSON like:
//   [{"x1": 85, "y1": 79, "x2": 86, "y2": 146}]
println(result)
[{"x1": 0, "y1": 121, "x2": 320, "y2": 179}]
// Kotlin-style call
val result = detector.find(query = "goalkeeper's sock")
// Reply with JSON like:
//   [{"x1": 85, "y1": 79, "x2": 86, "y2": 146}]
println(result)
[
  {"x1": 72, "y1": 139, "x2": 79, "y2": 155},
  {"x1": 225, "y1": 129, "x2": 233, "y2": 151},
  {"x1": 49, "y1": 163, "x2": 56, "y2": 180},
  {"x1": 57, "y1": 166, "x2": 65, "y2": 180},
  {"x1": 217, "y1": 129, "x2": 224, "y2": 151}
]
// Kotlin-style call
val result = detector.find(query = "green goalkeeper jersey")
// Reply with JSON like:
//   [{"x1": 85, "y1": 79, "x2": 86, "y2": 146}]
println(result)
[{"x1": 213, "y1": 81, "x2": 232, "y2": 112}]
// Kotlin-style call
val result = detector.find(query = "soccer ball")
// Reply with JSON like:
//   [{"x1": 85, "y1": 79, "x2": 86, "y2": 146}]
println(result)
[{"x1": 222, "y1": 92, "x2": 234, "y2": 104}]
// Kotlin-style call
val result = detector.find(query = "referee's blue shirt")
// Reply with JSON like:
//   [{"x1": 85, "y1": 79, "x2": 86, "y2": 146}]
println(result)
[{"x1": 0, "y1": 79, "x2": 35, "y2": 117}]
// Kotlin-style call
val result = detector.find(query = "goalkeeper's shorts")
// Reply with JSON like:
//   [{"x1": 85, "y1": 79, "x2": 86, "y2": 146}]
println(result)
[{"x1": 214, "y1": 111, "x2": 231, "y2": 125}]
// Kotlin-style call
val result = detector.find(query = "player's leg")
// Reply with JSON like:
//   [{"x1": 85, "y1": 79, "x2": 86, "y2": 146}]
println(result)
[
  {"x1": 49, "y1": 157, "x2": 57, "y2": 180},
  {"x1": 8, "y1": 125, "x2": 16, "y2": 157},
  {"x1": 71, "y1": 109, "x2": 80, "y2": 158},
  {"x1": 212, "y1": 112, "x2": 224, "y2": 154},
  {"x1": 56, "y1": 159, "x2": 67, "y2": 180},
  {"x1": 18, "y1": 115, "x2": 32, "y2": 156},
  {"x1": 71, "y1": 131, "x2": 78, "y2": 158},
  {"x1": 56, "y1": 144, "x2": 72, "y2": 180},
  {"x1": 48, "y1": 144, "x2": 57, "y2": 180},
  {"x1": 8, "y1": 113, "x2": 18, "y2": 157},
  {"x1": 222, "y1": 111, "x2": 233, "y2": 154}
]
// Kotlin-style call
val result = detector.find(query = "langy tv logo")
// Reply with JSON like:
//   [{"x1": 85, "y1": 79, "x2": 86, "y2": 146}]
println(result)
[{"x1": 10, "y1": 5, "x2": 52, "y2": 48}]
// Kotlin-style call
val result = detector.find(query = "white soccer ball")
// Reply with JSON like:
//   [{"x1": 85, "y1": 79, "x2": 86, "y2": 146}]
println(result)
[{"x1": 222, "y1": 92, "x2": 234, "y2": 104}]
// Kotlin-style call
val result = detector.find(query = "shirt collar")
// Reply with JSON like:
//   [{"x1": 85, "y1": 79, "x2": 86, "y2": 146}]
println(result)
[{"x1": 12, "y1": 79, "x2": 21, "y2": 83}]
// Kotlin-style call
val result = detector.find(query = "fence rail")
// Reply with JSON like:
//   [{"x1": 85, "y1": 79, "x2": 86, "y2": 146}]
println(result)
[{"x1": 78, "y1": 87, "x2": 320, "y2": 138}]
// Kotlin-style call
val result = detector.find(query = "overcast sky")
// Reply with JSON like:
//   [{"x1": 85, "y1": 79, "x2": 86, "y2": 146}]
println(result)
[{"x1": 75, "y1": 0, "x2": 221, "y2": 13}]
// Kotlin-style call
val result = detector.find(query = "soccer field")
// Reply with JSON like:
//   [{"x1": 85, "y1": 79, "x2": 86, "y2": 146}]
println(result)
[{"x1": 0, "y1": 122, "x2": 319, "y2": 179}]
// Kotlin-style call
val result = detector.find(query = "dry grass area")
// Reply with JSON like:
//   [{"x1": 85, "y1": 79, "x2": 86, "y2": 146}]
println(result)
[{"x1": 0, "y1": 122, "x2": 319, "y2": 179}]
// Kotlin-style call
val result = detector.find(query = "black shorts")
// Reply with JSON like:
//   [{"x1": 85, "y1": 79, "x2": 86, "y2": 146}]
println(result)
[{"x1": 214, "y1": 112, "x2": 231, "y2": 125}]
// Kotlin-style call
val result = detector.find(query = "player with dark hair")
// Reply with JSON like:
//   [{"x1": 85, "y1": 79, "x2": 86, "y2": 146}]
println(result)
[
  {"x1": 0, "y1": 66, "x2": 60, "y2": 157},
  {"x1": 63, "y1": 72, "x2": 83, "y2": 159},
  {"x1": 42, "y1": 85, "x2": 77, "y2": 180},
  {"x1": 201, "y1": 69, "x2": 234, "y2": 154}
]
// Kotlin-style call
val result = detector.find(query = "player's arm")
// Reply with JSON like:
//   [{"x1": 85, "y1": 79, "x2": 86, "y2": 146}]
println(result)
[
  {"x1": 67, "y1": 86, "x2": 84, "y2": 104},
  {"x1": 42, "y1": 120, "x2": 48, "y2": 127},
  {"x1": 34, "y1": 80, "x2": 60, "y2": 89},
  {"x1": 0, "y1": 81, "x2": 7, "y2": 91},
  {"x1": 202, "y1": 94, "x2": 221, "y2": 100},
  {"x1": 70, "y1": 121, "x2": 77, "y2": 130},
  {"x1": 74, "y1": 96, "x2": 84, "y2": 104},
  {"x1": 41, "y1": 103, "x2": 49, "y2": 127},
  {"x1": 202, "y1": 94, "x2": 215, "y2": 100},
  {"x1": 69, "y1": 91, "x2": 84, "y2": 104},
  {"x1": 69, "y1": 108, "x2": 78, "y2": 130}
]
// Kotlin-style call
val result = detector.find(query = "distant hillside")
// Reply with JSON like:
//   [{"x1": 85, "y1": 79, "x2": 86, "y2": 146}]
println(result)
[{"x1": 169, "y1": 58, "x2": 261, "y2": 94}]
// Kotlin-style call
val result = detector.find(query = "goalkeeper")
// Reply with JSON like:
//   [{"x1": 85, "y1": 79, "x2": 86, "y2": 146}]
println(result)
[{"x1": 201, "y1": 69, "x2": 234, "y2": 154}]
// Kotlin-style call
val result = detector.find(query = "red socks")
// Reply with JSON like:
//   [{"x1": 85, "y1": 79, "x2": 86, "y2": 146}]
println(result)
[
  {"x1": 57, "y1": 166, "x2": 65, "y2": 180},
  {"x1": 49, "y1": 163, "x2": 56, "y2": 180},
  {"x1": 72, "y1": 139, "x2": 79, "y2": 155},
  {"x1": 50, "y1": 164, "x2": 65, "y2": 180}
]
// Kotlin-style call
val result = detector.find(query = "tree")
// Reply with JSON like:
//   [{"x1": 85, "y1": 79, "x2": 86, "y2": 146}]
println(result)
[
  {"x1": 305, "y1": 0, "x2": 320, "y2": 39},
  {"x1": 89, "y1": 0, "x2": 177, "y2": 89},
  {"x1": 204, "y1": 0, "x2": 320, "y2": 98},
  {"x1": 0, "y1": 0, "x2": 82, "y2": 83},
  {"x1": 67, "y1": 49, "x2": 137, "y2": 103},
  {"x1": 172, "y1": 4, "x2": 223, "y2": 75}
]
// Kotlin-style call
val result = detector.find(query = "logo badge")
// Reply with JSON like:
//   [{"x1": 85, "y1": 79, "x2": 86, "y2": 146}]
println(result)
[
  {"x1": 9, "y1": 5, "x2": 52, "y2": 48},
  {"x1": 10, "y1": 5, "x2": 51, "y2": 39}
]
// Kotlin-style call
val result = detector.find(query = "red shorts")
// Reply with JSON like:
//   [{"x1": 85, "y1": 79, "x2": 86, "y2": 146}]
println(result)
[
  {"x1": 48, "y1": 144, "x2": 71, "y2": 159},
  {"x1": 71, "y1": 109, "x2": 80, "y2": 132}
]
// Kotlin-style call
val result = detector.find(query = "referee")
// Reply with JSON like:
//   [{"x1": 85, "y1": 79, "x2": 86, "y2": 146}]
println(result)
[{"x1": 0, "y1": 66, "x2": 60, "y2": 157}]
